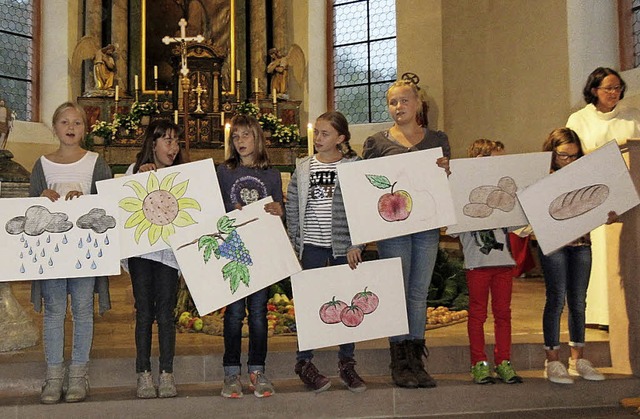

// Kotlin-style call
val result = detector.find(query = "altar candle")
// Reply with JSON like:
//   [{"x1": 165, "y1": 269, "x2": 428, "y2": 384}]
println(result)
[
  {"x1": 220, "y1": 111, "x2": 225, "y2": 127},
  {"x1": 174, "y1": 110, "x2": 179, "y2": 124},
  {"x1": 236, "y1": 69, "x2": 241, "y2": 82},
  {"x1": 115, "y1": 85, "x2": 119, "y2": 101},
  {"x1": 134, "y1": 75, "x2": 139, "y2": 90},
  {"x1": 154, "y1": 65, "x2": 158, "y2": 80},
  {"x1": 307, "y1": 123, "x2": 314, "y2": 156},
  {"x1": 272, "y1": 88, "x2": 277, "y2": 104},
  {"x1": 254, "y1": 78, "x2": 259, "y2": 93},
  {"x1": 224, "y1": 123, "x2": 231, "y2": 159}
]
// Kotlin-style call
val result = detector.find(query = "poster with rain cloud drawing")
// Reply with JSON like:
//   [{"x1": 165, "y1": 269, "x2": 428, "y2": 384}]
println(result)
[
  {"x1": 445, "y1": 152, "x2": 552, "y2": 234},
  {"x1": 96, "y1": 158, "x2": 224, "y2": 259},
  {"x1": 518, "y1": 141, "x2": 640, "y2": 255},
  {"x1": 0, "y1": 195, "x2": 120, "y2": 281},
  {"x1": 291, "y1": 258, "x2": 407, "y2": 351},
  {"x1": 170, "y1": 197, "x2": 301, "y2": 316},
  {"x1": 337, "y1": 148, "x2": 456, "y2": 244}
]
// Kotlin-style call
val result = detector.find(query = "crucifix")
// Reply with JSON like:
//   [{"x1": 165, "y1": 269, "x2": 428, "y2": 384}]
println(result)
[
  {"x1": 162, "y1": 18, "x2": 204, "y2": 153},
  {"x1": 194, "y1": 78, "x2": 207, "y2": 114}
]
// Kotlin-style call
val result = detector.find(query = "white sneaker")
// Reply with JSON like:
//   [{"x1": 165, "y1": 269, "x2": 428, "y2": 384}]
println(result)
[
  {"x1": 568, "y1": 358, "x2": 605, "y2": 381},
  {"x1": 544, "y1": 360, "x2": 574, "y2": 384}
]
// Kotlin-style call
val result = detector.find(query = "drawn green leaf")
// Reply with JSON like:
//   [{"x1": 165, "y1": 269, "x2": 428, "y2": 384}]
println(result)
[
  {"x1": 198, "y1": 236, "x2": 218, "y2": 263},
  {"x1": 366, "y1": 174, "x2": 392, "y2": 189},
  {"x1": 217, "y1": 215, "x2": 237, "y2": 234},
  {"x1": 222, "y1": 261, "x2": 250, "y2": 294}
]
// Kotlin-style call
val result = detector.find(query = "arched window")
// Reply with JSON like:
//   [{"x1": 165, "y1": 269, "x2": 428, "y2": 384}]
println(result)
[{"x1": 329, "y1": 0, "x2": 396, "y2": 124}]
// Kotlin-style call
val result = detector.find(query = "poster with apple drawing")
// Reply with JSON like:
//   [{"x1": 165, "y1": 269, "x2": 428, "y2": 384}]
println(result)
[
  {"x1": 291, "y1": 258, "x2": 407, "y2": 351},
  {"x1": 337, "y1": 148, "x2": 456, "y2": 244},
  {"x1": 445, "y1": 152, "x2": 551, "y2": 235},
  {"x1": 0, "y1": 195, "x2": 121, "y2": 281},
  {"x1": 96, "y1": 158, "x2": 225, "y2": 259},
  {"x1": 169, "y1": 197, "x2": 301, "y2": 316},
  {"x1": 518, "y1": 141, "x2": 640, "y2": 255}
]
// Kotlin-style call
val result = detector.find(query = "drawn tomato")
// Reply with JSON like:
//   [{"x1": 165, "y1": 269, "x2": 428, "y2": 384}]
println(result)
[
  {"x1": 340, "y1": 304, "x2": 365, "y2": 327},
  {"x1": 319, "y1": 296, "x2": 348, "y2": 324},
  {"x1": 351, "y1": 287, "x2": 379, "y2": 314}
]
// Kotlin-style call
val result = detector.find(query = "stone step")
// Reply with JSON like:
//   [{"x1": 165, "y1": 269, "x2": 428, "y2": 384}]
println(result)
[{"x1": 0, "y1": 373, "x2": 637, "y2": 418}]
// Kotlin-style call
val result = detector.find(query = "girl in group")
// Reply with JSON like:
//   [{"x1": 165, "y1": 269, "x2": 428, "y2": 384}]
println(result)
[
  {"x1": 217, "y1": 114, "x2": 284, "y2": 398},
  {"x1": 286, "y1": 111, "x2": 365, "y2": 393},
  {"x1": 539, "y1": 127, "x2": 607, "y2": 384},
  {"x1": 362, "y1": 74, "x2": 450, "y2": 388},
  {"x1": 30, "y1": 102, "x2": 113, "y2": 404},
  {"x1": 125, "y1": 120, "x2": 187, "y2": 398},
  {"x1": 453, "y1": 139, "x2": 523, "y2": 385}
]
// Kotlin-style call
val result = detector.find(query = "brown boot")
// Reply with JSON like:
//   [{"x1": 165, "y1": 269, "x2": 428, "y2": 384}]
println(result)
[
  {"x1": 409, "y1": 339, "x2": 437, "y2": 388},
  {"x1": 389, "y1": 341, "x2": 418, "y2": 388}
]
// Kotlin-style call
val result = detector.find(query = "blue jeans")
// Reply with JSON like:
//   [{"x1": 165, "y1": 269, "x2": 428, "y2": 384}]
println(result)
[
  {"x1": 539, "y1": 245, "x2": 591, "y2": 350},
  {"x1": 129, "y1": 257, "x2": 179, "y2": 373},
  {"x1": 41, "y1": 277, "x2": 96, "y2": 367},
  {"x1": 377, "y1": 229, "x2": 440, "y2": 342},
  {"x1": 223, "y1": 287, "x2": 269, "y2": 375},
  {"x1": 296, "y1": 244, "x2": 355, "y2": 362}
]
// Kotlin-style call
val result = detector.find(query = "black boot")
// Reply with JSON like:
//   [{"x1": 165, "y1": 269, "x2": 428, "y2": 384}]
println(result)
[
  {"x1": 409, "y1": 339, "x2": 437, "y2": 388},
  {"x1": 389, "y1": 341, "x2": 418, "y2": 388}
]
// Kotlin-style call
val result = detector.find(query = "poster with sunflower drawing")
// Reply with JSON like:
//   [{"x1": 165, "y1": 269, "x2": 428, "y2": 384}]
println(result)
[
  {"x1": 96, "y1": 158, "x2": 225, "y2": 258},
  {"x1": 0, "y1": 195, "x2": 121, "y2": 281},
  {"x1": 170, "y1": 197, "x2": 301, "y2": 316}
]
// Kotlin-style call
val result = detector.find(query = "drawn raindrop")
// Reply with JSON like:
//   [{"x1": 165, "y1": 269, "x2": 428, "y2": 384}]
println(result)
[
  {"x1": 41, "y1": 249, "x2": 46, "y2": 257},
  {"x1": 20, "y1": 264, "x2": 25, "y2": 273},
  {"x1": 23, "y1": 241, "x2": 28, "y2": 248},
  {"x1": 32, "y1": 255, "x2": 37, "y2": 263},
  {"x1": 75, "y1": 260, "x2": 82, "y2": 269},
  {"x1": 78, "y1": 238, "x2": 83, "y2": 248},
  {"x1": 85, "y1": 249, "x2": 91, "y2": 259},
  {"x1": 93, "y1": 239, "x2": 98, "y2": 248},
  {"x1": 48, "y1": 258, "x2": 53, "y2": 266},
  {"x1": 46, "y1": 235, "x2": 51, "y2": 243},
  {"x1": 86, "y1": 233, "x2": 92, "y2": 243},
  {"x1": 19, "y1": 252, "x2": 23, "y2": 259},
  {"x1": 54, "y1": 244, "x2": 59, "y2": 252},
  {"x1": 36, "y1": 239, "x2": 40, "y2": 246},
  {"x1": 20, "y1": 234, "x2": 25, "y2": 242},
  {"x1": 28, "y1": 247, "x2": 33, "y2": 255},
  {"x1": 90, "y1": 261, "x2": 97, "y2": 270},
  {"x1": 38, "y1": 265, "x2": 43, "y2": 274},
  {"x1": 62, "y1": 235, "x2": 68, "y2": 244},
  {"x1": 97, "y1": 249, "x2": 103, "y2": 258},
  {"x1": 104, "y1": 235, "x2": 110, "y2": 245}
]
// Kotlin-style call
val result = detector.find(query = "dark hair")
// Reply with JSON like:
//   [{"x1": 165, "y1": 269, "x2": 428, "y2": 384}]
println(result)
[
  {"x1": 224, "y1": 114, "x2": 271, "y2": 170},
  {"x1": 582, "y1": 67, "x2": 626, "y2": 105},
  {"x1": 133, "y1": 120, "x2": 186, "y2": 173},
  {"x1": 386, "y1": 78, "x2": 430, "y2": 127},
  {"x1": 315, "y1": 111, "x2": 358, "y2": 158},
  {"x1": 543, "y1": 127, "x2": 584, "y2": 171},
  {"x1": 468, "y1": 138, "x2": 501, "y2": 158}
]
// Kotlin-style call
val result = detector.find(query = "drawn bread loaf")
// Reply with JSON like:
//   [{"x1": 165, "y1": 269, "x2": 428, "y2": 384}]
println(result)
[{"x1": 548, "y1": 184, "x2": 609, "y2": 221}]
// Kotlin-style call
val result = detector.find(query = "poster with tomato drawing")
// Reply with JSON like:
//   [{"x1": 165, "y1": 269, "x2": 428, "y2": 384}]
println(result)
[
  {"x1": 291, "y1": 258, "x2": 407, "y2": 351},
  {"x1": 96, "y1": 158, "x2": 225, "y2": 259},
  {"x1": 169, "y1": 197, "x2": 301, "y2": 316},
  {"x1": 445, "y1": 152, "x2": 551, "y2": 235},
  {"x1": 0, "y1": 195, "x2": 121, "y2": 281},
  {"x1": 337, "y1": 148, "x2": 455, "y2": 244}
]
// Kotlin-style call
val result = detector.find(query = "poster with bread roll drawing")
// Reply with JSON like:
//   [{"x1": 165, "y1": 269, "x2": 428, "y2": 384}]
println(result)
[
  {"x1": 337, "y1": 148, "x2": 455, "y2": 244},
  {"x1": 517, "y1": 141, "x2": 640, "y2": 254},
  {"x1": 446, "y1": 152, "x2": 552, "y2": 234}
]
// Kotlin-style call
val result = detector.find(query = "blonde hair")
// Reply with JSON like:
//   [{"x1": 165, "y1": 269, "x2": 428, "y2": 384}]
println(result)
[
  {"x1": 468, "y1": 138, "x2": 500, "y2": 158},
  {"x1": 52, "y1": 101, "x2": 87, "y2": 127},
  {"x1": 224, "y1": 114, "x2": 271, "y2": 170},
  {"x1": 386, "y1": 74, "x2": 430, "y2": 127}
]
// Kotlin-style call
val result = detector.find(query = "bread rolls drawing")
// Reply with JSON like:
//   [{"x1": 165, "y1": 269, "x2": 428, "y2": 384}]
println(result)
[
  {"x1": 463, "y1": 176, "x2": 517, "y2": 218},
  {"x1": 548, "y1": 184, "x2": 609, "y2": 221}
]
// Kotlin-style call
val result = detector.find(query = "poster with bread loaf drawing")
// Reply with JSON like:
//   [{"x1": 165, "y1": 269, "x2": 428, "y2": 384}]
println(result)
[
  {"x1": 517, "y1": 141, "x2": 640, "y2": 255},
  {"x1": 337, "y1": 148, "x2": 456, "y2": 244},
  {"x1": 446, "y1": 152, "x2": 552, "y2": 234}
]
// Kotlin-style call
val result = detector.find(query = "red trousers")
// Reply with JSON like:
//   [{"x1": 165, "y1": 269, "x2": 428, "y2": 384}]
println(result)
[{"x1": 466, "y1": 266, "x2": 514, "y2": 365}]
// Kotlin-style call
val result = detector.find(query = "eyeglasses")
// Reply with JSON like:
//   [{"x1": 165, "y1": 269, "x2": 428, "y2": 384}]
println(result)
[
  {"x1": 555, "y1": 152, "x2": 579, "y2": 160},
  {"x1": 597, "y1": 85, "x2": 623, "y2": 94}
]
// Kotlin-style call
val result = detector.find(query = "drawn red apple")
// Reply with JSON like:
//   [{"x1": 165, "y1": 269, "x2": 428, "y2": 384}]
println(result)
[
  {"x1": 340, "y1": 304, "x2": 365, "y2": 327},
  {"x1": 366, "y1": 174, "x2": 413, "y2": 222},
  {"x1": 319, "y1": 296, "x2": 348, "y2": 324},
  {"x1": 351, "y1": 287, "x2": 379, "y2": 314}
]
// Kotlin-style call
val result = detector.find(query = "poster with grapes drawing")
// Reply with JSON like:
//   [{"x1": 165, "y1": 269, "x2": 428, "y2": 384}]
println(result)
[
  {"x1": 291, "y1": 258, "x2": 407, "y2": 351},
  {"x1": 445, "y1": 152, "x2": 551, "y2": 235},
  {"x1": 170, "y1": 197, "x2": 301, "y2": 315},
  {"x1": 337, "y1": 148, "x2": 456, "y2": 245},
  {"x1": 0, "y1": 195, "x2": 121, "y2": 281},
  {"x1": 96, "y1": 158, "x2": 225, "y2": 259}
]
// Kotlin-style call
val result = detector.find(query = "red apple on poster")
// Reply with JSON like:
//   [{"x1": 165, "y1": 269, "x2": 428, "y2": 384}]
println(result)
[
  {"x1": 319, "y1": 296, "x2": 348, "y2": 324},
  {"x1": 367, "y1": 174, "x2": 413, "y2": 222}
]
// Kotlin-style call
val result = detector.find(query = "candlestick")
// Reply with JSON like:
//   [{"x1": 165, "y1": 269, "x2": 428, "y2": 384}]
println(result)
[
  {"x1": 224, "y1": 123, "x2": 231, "y2": 160},
  {"x1": 115, "y1": 85, "x2": 119, "y2": 102},
  {"x1": 307, "y1": 123, "x2": 314, "y2": 156},
  {"x1": 134, "y1": 75, "x2": 138, "y2": 90},
  {"x1": 154, "y1": 65, "x2": 158, "y2": 80},
  {"x1": 236, "y1": 69, "x2": 241, "y2": 82},
  {"x1": 174, "y1": 110, "x2": 179, "y2": 124},
  {"x1": 254, "y1": 78, "x2": 259, "y2": 93},
  {"x1": 272, "y1": 88, "x2": 277, "y2": 104}
]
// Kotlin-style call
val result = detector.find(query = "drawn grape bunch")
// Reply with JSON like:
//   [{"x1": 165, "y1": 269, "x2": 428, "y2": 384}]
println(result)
[{"x1": 218, "y1": 230, "x2": 253, "y2": 266}]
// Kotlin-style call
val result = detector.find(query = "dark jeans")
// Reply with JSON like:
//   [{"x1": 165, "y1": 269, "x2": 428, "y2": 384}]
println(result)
[
  {"x1": 296, "y1": 244, "x2": 355, "y2": 362},
  {"x1": 223, "y1": 287, "x2": 269, "y2": 374},
  {"x1": 538, "y1": 245, "x2": 592, "y2": 350},
  {"x1": 129, "y1": 257, "x2": 179, "y2": 373}
]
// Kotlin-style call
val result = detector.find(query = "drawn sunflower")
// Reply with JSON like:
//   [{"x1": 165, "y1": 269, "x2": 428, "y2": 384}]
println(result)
[{"x1": 119, "y1": 172, "x2": 201, "y2": 245}]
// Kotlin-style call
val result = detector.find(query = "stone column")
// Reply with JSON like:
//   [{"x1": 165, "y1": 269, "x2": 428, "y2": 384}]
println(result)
[
  {"x1": 249, "y1": 1, "x2": 267, "y2": 95},
  {"x1": 112, "y1": 0, "x2": 128, "y2": 91},
  {"x1": 84, "y1": 0, "x2": 103, "y2": 91},
  {"x1": 272, "y1": 0, "x2": 287, "y2": 50}
]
